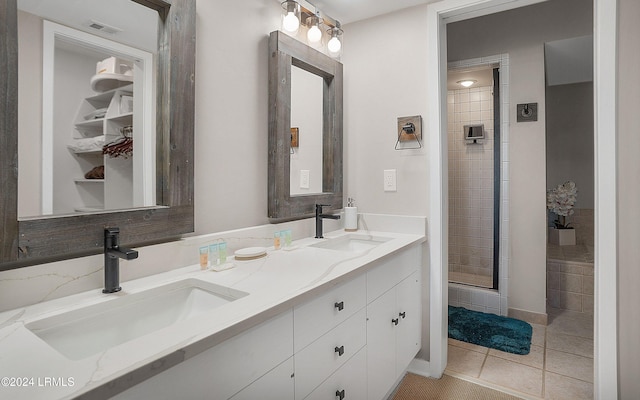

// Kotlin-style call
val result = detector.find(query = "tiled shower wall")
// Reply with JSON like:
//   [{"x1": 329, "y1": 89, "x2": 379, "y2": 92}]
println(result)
[{"x1": 447, "y1": 85, "x2": 495, "y2": 285}]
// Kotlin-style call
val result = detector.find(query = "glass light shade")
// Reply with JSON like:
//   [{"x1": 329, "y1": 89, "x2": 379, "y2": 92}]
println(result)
[
  {"x1": 281, "y1": 1, "x2": 300, "y2": 33},
  {"x1": 307, "y1": 24, "x2": 322, "y2": 44},
  {"x1": 283, "y1": 12, "x2": 300, "y2": 32},
  {"x1": 327, "y1": 36, "x2": 341, "y2": 53},
  {"x1": 326, "y1": 25, "x2": 343, "y2": 57}
]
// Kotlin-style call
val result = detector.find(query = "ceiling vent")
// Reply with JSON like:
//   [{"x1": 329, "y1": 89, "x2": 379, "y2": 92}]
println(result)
[{"x1": 88, "y1": 20, "x2": 123, "y2": 35}]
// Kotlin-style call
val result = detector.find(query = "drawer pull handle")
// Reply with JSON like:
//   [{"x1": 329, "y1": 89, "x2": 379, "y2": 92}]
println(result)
[
  {"x1": 399, "y1": 311, "x2": 406, "y2": 319},
  {"x1": 336, "y1": 389, "x2": 345, "y2": 399},
  {"x1": 334, "y1": 345, "x2": 345, "y2": 356},
  {"x1": 334, "y1": 301, "x2": 344, "y2": 311},
  {"x1": 392, "y1": 318, "x2": 399, "y2": 326}
]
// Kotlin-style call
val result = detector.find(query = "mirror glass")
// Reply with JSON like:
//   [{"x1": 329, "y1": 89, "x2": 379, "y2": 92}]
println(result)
[
  {"x1": 16, "y1": 0, "x2": 158, "y2": 218},
  {"x1": 290, "y1": 65, "x2": 323, "y2": 195}
]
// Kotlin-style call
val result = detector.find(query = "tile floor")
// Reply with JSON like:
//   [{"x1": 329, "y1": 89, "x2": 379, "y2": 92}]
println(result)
[{"x1": 445, "y1": 306, "x2": 594, "y2": 399}]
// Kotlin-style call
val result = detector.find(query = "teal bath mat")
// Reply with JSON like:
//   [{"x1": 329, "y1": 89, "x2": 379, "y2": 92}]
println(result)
[{"x1": 448, "y1": 306, "x2": 532, "y2": 355}]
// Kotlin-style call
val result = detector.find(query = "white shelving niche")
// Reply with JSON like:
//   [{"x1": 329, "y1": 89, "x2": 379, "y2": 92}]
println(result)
[{"x1": 69, "y1": 85, "x2": 134, "y2": 212}]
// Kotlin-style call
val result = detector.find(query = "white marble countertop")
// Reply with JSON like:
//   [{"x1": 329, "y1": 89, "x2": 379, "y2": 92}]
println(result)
[{"x1": 0, "y1": 229, "x2": 424, "y2": 399}]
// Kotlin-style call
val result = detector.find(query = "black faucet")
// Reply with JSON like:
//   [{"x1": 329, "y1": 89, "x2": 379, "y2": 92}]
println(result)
[
  {"x1": 103, "y1": 227, "x2": 139, "y2": 293},
  {"x1": 315, "y1": 204, "x2": 341, "y2": 239}
]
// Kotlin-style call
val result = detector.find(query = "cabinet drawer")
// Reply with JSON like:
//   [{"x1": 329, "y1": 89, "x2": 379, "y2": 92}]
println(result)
[
  {"x1": 366, "y1": 246, "x2": 419, "y2": 303},
  {"x1": 304, "y1": 347, "x2": 367, "y2": 400},
  {"x1": 295, "y1": 308, "x2": 366, "y2": 400},
  {"x1": 294, "y1": 274, "x2": 366, "y2": 352}
]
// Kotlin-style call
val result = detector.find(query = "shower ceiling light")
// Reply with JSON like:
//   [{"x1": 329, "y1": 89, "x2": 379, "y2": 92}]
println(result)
[{"x1": 457, "y1": 80, "x2": 477, "y2": 88}]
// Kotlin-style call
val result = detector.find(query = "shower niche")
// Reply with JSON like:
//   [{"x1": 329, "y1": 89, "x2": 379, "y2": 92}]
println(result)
[{"x1": 464, "y1": 124, "x2": 485, "y2": 143}]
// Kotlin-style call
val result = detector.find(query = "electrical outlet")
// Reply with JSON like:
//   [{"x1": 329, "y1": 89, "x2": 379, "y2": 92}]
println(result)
[
  {"x1": 300, "y1": 170, "x2": 310, "y2": 189},
  {"x1": 384, "y1": 169, "x2": 397, "y2": 192}
]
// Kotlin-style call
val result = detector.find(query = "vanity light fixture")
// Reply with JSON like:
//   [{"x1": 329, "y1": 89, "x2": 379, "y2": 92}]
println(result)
[
  {"x1": 457, "y1": 79, "x2": 477, "y2": 88},
  {"x1": 281, "y1": 1, "x2": 301, "y2": 34},
  {"x1": 283, "y1": 0, "x2": 344, "y2": 58},
  {"x1": 306, "y1": 12, "x2": 322, "y2": 45}
]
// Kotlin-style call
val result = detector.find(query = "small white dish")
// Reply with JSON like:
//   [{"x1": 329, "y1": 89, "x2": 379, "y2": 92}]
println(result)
[{"x1": 234, "y1": 247, "x2": 267, "y2": 260}]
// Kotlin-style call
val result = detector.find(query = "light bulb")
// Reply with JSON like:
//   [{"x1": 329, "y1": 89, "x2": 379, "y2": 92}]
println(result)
[
  {"x1": 307, "y1": 25, "x2": 322, "y2": 44},
  {"x1": 283, "y1": 12, "x2": 300, "y2": 32},
  {"x1": 328, "y1": 36, "x2": 341, "y2": 53}
]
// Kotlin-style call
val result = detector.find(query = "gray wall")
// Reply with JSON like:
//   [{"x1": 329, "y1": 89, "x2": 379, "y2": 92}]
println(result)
[
  {"x1": 617, "y1": 0, "x2": 640, "y2": 396},
  {"x1": 545, "y1": 82, "x2": 594, "y2": 209}
]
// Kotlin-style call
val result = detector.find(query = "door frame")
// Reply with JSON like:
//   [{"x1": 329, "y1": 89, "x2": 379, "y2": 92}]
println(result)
[{"x1": 425, "y1": 0, "x2": 617, "y2": 398}]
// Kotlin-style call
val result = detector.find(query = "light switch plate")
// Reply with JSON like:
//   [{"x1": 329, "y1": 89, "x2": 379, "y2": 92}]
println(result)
[
  {"x1": 300, "y1": 170, "x2": 310, "y2": 189},
  {"x1": 384, "y1": 169, "x2": 397, "y2": 192}
]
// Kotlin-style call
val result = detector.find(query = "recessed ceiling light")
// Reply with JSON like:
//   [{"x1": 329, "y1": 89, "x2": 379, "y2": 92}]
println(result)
[{"x1": 457, "y1": 80, "x2": 477, "y2": 88}]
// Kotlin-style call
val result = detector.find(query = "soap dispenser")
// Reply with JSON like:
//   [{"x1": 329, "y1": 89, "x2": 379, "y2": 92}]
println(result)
[{"x1": 345, "y1": 197, "x2": 358, "y2": 231}]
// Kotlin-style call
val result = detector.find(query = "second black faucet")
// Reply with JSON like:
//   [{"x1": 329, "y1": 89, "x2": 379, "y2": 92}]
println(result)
[{"x1": 315, "y1": 204, "x2": 341, "y2": 239}]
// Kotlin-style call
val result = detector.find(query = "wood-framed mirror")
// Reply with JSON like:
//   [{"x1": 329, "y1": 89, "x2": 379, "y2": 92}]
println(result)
[
  {"x1": 268, "y1": 30, "x2": 343, "y2": 220},
  {"x1": 0, "y1": 0, "x2": 195, "y2": 270}
]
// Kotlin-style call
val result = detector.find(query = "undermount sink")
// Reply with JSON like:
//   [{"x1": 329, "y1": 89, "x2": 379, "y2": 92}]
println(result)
[
  {"x1": 310, "y1": 234, "x2": 392, "y2": 253},
  {"x1": 26, "y1": 278, "x2": 248, "y2": 360}
]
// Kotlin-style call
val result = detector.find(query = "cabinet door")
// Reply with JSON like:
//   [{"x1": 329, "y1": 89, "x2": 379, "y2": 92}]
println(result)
[
  {"x1": 366, "y1": 289, "x2": 396, "y2": 400},
  {"x1": 304, "y1": 347, "x2": 367, "y2": 400},
  {"x1": 366, "y1": 248, "x2": 419, "y2": 303},
  {"x1": 113, "y1": 310, "x2": 293, "y2": 400},
  {"x1": 395, "y1": 271, "x2": 421, "y2": 375},
  {"x1": 230, "y1": 357, "x2": 294, "y2": 400}
]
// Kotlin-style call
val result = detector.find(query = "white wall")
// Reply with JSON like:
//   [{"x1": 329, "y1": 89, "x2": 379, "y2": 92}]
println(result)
[
  {"x1": 193, "y1": 0, "x2": 281, "y2": 234},
  {"x1": 447, "y1": 0, "x2": 593, "y2": 316},
  {"x1": 342, "y1": 6, "x2": 430, "y2": 217},
  {"x1": 617, "y1": 0, "x2": 640, "y2": 396},
  {"x1": 342, "y1": 4, "x2": 431, "y2": 358}
]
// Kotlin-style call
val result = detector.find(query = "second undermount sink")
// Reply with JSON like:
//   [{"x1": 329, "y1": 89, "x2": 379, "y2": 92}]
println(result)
[
  {"x1": 310, "y1": 233, "x2": 392, "y2": 253},
  {"x1": 26, "y1": 278, "x2": 248, "y2": 360}
]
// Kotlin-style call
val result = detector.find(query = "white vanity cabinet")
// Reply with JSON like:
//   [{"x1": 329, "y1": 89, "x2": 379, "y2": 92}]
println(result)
[
  {"x1": 114, "y1": 243, "x2": 422, "y2": 400},
  {"x1": 114, "y1": 310, "x2": 294, "y2": 400},
  {"x1": 366, "y1": 248, "x2": 421, "y2": 400}
]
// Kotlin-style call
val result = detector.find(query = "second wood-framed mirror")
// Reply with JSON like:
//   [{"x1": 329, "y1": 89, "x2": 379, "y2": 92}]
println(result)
[{"x1": 268, "y1": 30, "x2": 343, "y2": 220}]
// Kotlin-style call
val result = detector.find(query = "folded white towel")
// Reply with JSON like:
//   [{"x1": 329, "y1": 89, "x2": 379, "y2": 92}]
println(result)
[{"x1": 67, "y1": 135, "x2": 106, "y2": 152}]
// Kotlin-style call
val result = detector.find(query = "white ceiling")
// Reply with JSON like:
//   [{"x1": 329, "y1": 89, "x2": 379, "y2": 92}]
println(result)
[
  {"x1": 17, "y1": 0, "x2": 157, "y2": 52},
  {"x1": 303, "y1": 0, "x2": 437, "y2": 24}
]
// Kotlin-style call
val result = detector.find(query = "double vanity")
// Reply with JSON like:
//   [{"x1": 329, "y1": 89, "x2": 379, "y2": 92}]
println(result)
[{"x1": 0, "y1": 220, "x2": 425, "y2": 400}]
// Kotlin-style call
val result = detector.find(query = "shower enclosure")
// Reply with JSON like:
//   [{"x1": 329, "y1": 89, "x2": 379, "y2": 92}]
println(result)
[{"x1": 447, "y1": 66, "x2": 501, "y2": 290}]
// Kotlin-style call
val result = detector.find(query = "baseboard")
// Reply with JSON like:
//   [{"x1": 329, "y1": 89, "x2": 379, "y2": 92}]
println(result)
[
  {"x1": 508, "y1": 307, "x2": 548, "y2": 325},
  {"x1": 406, "y1": 357, "x2": 432, "y2": 377}
]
